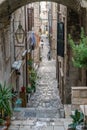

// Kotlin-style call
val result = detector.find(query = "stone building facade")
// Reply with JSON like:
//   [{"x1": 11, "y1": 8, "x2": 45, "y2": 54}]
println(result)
[
  {"x1": 52, "y1": 3, "x2": 87, "y2": 105},
  {"x1": 0, "y1": 2, "x2": 40, "y2": 93},
  {"x1": 51, "y1": 3, "x2": 57, "y2": 59}
]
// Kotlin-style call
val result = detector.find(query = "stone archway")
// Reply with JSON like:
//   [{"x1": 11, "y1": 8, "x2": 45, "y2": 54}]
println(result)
[{"x1": 0, "y1": 0, "x2": 86, "y2": 22}]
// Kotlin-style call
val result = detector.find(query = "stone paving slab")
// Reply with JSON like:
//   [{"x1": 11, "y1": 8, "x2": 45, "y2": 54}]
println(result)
[
  {"x1": 14, "y1": 107, "x2": 64, "y2": 119},
  {"x1": 54, "y1": 126, "x2": 65, "y2": 130},
  {"x1": 8, "y1": 118, "x2": 72, "y2": 130}
]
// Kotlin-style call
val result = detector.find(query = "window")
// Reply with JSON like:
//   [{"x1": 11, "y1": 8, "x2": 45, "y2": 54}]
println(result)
[
  {"x1": 57, "y1": 22, "x2": 64, "y2": 57},
  {"x1": 27, "y1": 8, "x2": 34, "y2": 31}
]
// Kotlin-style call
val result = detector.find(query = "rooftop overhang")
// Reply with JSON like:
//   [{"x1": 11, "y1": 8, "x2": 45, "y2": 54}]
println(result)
[{"x1": 0, "y1": 0, "x2": 87, "y2": 23}]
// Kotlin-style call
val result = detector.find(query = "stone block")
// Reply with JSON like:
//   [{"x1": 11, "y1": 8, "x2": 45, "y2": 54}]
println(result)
[
  {"x1": 72, "y1": 87, "x2": 87, "y2": 106},
  {"x1": 19, "y1": 126, "x2": 31, "y2": 130},
  {"x1": 50, "y1": 120, "x2": 63, "y2": 126},
  {"x1": 45, "y1": 126, "x2": 53, "y2": 130},
  {"x1": 54, "y1": 126, "x2": 64, "y2": 130},
  {"x1": 72, "y1": 98, "x2": 87, "y2": 105},
  {"x1": 80, "y1": 90, "x2": 87, "y2": 98},
  {"x1": 72, "y1": 90, "x2": 80, "y2": 98}
]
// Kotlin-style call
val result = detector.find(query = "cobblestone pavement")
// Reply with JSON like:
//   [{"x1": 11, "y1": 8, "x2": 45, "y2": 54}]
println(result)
[
  {"x1": 9, "y1": 117, "x2": 72, "y2": 130},
  {"x1": 8, "y1": 45, "x2": 72, "y2": 130},
  {"x1": 27, "y1": 45, "x2": 64, "y2": 118}
]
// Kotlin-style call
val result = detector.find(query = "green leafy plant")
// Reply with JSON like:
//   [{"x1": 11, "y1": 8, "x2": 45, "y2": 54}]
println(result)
[
  {"x1": 0, "y1": 82, "x2": 13, "y2": 119},
  {"x1": 68, "y1": 27, "x2": 87, "y2": 68},
  {"x1": 68, "y1": 109, "x2": 84, "y2": 130},
  {"x1": 28, "y1": 68, "x2": 37, "y2": 93},
  {"x1": 27, "y1": 59, "x2": 33, "y2": 71},
  {"x1": 26, "y1": 85, "x2": 32, "y2": 93},
  {"x1": 0, "y1": 118, "x2": 5, "y2": 125},
  {"x1": 29, "y1": 69, "x2": 37, "y2": 84}
]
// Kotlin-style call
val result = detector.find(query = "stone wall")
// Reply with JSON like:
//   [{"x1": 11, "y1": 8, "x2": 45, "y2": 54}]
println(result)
[
  {"x1": 65, "y1": 9, "x2": 82, "y2": 104},
  {"x1": 31, "y1": 47, "x2": 40, "y2": 65},
  {"x1": 51, "y1": 3, "x2": 57, "y2": 59},
  {"x1": 72, "y1": 87, "x2": 87, "y2": 109}
]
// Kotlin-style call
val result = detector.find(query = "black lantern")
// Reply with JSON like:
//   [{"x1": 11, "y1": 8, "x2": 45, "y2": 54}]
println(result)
[{"x1": 15, "y1": 22, "x2": 25, "y2": 44}]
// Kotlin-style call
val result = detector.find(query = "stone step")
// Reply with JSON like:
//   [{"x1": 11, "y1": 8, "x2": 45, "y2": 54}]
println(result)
[
  {"x1": 9, "y1": 117, "x2": 72, "y2": 130},
  {"x1": 13, "y1": 107, "x2": 65, "y2": 120}
]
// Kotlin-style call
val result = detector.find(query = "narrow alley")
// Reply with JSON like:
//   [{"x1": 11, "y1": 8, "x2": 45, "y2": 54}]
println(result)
[
  {"x1": 8, "y1": 44, "x2": 72, "y2": 130},
  {"x1": 0, "y1": 0, "x2": 87, "y2": 130},
  {"x1": 27, "y1": 44, "x2": 64, "y2": 118}
]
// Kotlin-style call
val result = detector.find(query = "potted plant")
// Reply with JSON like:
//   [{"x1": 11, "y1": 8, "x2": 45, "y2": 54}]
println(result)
[
  {"x1": 26, "y1": 85, "x2": 32, "y2": 94},
  {"x1": 76, "y1": 113, "x2": 87, "y2": 130},
  {"x1": 26, "y1": 84, "x2": 33, "y2": 102},
  {"x1": 68, "y1": 27, "x2": 87, "y2": 68},
  {"x1": 29, "y1": 68, "x2": 37, "y2": 93},
  {"x1": 27, "y1": 59, "x2": 33, "y2": 70},
  {"x1": 0, "y1": 82, "x2": 13, "y2": 127},
  {"x1": 0, "y1": 120, "x2": 7, "y2": 130},
  {"x1": 68, "y1": 109, "x2": 84, "y2": 130}
]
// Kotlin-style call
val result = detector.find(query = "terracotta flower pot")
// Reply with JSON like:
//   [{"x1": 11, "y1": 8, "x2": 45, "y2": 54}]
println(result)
[{"x1": 5, "y1": 116, "x2": 11, "y2": 127}]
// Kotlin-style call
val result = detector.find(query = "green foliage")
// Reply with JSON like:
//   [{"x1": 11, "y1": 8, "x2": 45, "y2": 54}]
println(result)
[
  {"x1": 68, "y1": 109, "x2": 84, "y2": 129},
  {"x1": 26, "y1": 69, "x2": 37, "y2": 93},
  {"x1": 26, "y1": 85, "x2": 32, "y2": 93},
  {"x1": 0, "y1": 118, "x2": 4, "y2": 125},
  {"x1": 0, "y1": 82, "x2": 13, "y2": 118},
  {"x1": 27, "y1": 59, "x2": 33, "y2": 69},
  {"x1": 29, "y1": 69, "x2": 37, "y2": 85},
  {"x1": 68, "y1": 27, "x2": 87, "y2": 68}
]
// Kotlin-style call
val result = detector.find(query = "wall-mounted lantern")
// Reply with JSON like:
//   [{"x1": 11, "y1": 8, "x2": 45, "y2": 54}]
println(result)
[{"x1": 15, "y1": 22, "x2": 25, "y2": 44}]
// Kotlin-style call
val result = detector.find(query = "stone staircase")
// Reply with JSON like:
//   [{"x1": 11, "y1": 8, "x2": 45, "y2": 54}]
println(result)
[
  {"x1": 8, "y1": 45, "x2": 72, "y2": 130},
  {"x1": 8, "y1": 104, "x2": 72, "y2": 130},
  {"x1": 12, "y1": 107, "x2": 64, "y2": 120}
]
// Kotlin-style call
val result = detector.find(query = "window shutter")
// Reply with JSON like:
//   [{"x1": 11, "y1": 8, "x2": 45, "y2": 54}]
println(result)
[
  {"x1": 57, "y1": 22, "x2": 64, "y2": 57},
  {"x1": 27, "y1": 8, "x2": 34, "y2": 31}
]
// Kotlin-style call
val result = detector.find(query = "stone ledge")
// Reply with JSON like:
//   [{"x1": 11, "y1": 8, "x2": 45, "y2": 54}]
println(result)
[
  {"x1": 72, "y1": 87, "x2": 87, "y2": 109},
  {"x1": 72, "y1": 87, "x2": 87, "y2": 90},
  {"x1": 72, "y1": 98, "x2": 87, "y2": 104}
]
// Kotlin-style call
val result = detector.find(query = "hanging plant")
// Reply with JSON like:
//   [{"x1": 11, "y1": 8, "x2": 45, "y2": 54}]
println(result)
[{"x1": 68, "y1": 27, "x2": 87, "y2": 68}]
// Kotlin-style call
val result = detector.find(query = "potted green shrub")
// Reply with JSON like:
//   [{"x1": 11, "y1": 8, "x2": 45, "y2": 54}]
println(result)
[
  {"x1": 68, "y1": 27, "x2": 87, "y2": 68},
  {"x1": 76, "y1": 114, "x2": 87, "y2": 130},
  {"x1": 29, "y1": 68, "x2": 37, "y2": 92},
  {"x1": 68, "y1": 109, "x2": 84, "y2": 130},
  {"x1": 0, "y1": 82, "x2": 13, "y2": 127},
  {"x1": 26, "y1": 85, "x2": 33, "y2": 94},
  {"x1": 27, "y1": 59, "x2": 33, "y2": 70},
  {"x1": 26, "y1": 85, "x2": 33, "y2": 102}
]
